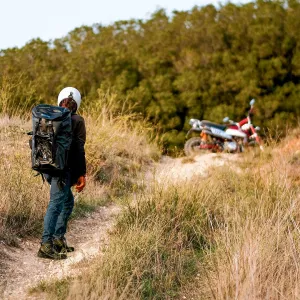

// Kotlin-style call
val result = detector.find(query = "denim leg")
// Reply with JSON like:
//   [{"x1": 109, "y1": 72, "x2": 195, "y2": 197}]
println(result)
[
  {"x1": 54, "y1": 188, "x2": 74, "y2": 238},
  {"x1": 41, "y1": 178, "x2": 69, "y2": 244}
]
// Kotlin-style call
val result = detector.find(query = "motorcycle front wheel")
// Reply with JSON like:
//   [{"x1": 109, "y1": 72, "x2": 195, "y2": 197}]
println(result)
[{"x1": 184, "y1": 137, "x2": 209, "y2": 156}]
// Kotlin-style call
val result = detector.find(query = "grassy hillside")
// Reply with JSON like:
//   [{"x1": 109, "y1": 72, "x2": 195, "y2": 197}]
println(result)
[
  {"x1": 1, "y1": 84, "x2": 300, "y2": 299},
  {"x1": 30, "y1": 130, "x2": 300, "y2": 299}
]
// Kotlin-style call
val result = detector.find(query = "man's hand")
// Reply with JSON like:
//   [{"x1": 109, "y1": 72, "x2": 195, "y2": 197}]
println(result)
[{"x1": 75, "y1": 176, "x2": 86, "y2": 193}]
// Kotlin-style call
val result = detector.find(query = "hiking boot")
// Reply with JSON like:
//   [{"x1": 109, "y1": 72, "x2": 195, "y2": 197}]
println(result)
[
  {"x1": 37, "y1": 242, "x2": 67, "y2": 260},
  {"x1": 53, "y1": 237, "x2": 75, "y2": 253}
]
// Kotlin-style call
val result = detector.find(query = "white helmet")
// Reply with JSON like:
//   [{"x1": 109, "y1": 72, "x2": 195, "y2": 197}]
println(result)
[{"x1": 57, "y1": 87, "x2": 81, "y2": 110}]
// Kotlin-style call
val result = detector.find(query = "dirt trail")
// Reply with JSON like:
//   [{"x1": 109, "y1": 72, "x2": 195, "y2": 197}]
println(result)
[
  {"x1": 0, "y1": 153, "x2": 238, "y2": 300},
  {"x1": 150, "y1": 153, "x2": 240, "y2": 183},
  {"x1": 0, "y1": 204, "x2": 121, "y2": 300}
]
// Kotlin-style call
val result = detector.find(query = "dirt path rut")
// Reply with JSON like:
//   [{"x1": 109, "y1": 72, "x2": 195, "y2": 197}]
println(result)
[{"x1": 0, "y1": 204, "x2": 121, "y2": 300}]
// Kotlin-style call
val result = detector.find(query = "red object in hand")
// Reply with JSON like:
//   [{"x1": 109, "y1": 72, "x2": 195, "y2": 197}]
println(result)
[{"x1": 75, "y1": 176, "x2": 86, "y2": 193}]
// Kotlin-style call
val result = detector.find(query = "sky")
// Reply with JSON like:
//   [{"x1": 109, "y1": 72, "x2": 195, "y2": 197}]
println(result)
[{"x1": 0, "y1": 0, "x2": 249, "y2": 50}]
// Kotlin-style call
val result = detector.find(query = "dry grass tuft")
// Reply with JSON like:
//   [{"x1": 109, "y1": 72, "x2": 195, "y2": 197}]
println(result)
[
  {"x1": 0, "y1": 118, "x2": 48, "y2": 243},
  {"x1": 83, "y1": 90, "x2": 160, "y2": 195},
  {"x1": 181, "y1": 135, "x2": 300, "y2": 299}
]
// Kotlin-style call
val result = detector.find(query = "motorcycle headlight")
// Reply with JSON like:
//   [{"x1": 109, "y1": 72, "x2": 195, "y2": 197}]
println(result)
[
  {"x1": 189, "y1": 118, "x2": 196, "y2": 126},
  {"x1": 191, "y1": 120, "x2": 201, "y2": 129}
]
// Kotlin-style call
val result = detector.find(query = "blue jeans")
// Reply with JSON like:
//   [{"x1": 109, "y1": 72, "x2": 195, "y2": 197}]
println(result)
[{"x1": 41, "y1": 175, "x2": 74, "y2": 244}]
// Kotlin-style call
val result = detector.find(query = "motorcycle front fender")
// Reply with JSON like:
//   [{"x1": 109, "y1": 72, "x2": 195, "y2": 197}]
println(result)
[
  {"x1": 185, "y1": 129, "x2": 193, "y2": 138},
  {"x1": 185, "y1": 128, "x2": 202, "y2": 139}
]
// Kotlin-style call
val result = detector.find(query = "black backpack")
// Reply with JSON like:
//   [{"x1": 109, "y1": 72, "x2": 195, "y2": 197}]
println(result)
[{"x1": 29, "y1": 104, "x2": 72, "y2": 178}]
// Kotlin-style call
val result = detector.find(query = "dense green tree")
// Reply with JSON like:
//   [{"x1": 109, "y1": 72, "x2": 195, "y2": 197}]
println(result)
[{"x1": 1, "y1": 0, "x2": 299, "y2": 147}]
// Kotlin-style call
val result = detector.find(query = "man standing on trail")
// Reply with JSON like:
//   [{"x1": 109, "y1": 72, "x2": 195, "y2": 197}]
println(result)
[{"x1": 38, "y1": 87, "x2": 87, "y2": 260}]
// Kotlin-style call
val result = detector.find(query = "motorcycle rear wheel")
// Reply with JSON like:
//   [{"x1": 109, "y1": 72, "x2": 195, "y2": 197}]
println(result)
[{"x1": 184, "y1": 137, "x2": 211, "y2": 156}]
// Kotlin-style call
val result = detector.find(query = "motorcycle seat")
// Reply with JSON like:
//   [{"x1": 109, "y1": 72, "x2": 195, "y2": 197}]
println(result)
[{"x1": 201, "y1": 120, "x2": 227, "y2": 131}]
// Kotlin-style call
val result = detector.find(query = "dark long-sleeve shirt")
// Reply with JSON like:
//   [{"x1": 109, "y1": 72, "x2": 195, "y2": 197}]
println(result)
[{"x1": 68, "y1": 114, "x2": 86, "y2": 185}]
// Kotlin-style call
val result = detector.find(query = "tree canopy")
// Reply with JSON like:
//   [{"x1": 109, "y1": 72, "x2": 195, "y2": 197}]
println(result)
[{"x1": 1, "y1": 0, "x2": 300, "y2": 148}]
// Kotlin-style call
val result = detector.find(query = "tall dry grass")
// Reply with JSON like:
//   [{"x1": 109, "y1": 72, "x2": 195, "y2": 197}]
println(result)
[
  {"x1": 36, "y1": 134, "x2": 299, "y2": 300},
  {"x1": 184, "y1": 139, "x2": 300, "y2": 299},
  {"x1": 83, "y1": 90, "x2": 160, "y2": 195},
  {"x1": 0, "y1": 117, "x2": 49, "y2": 243}
]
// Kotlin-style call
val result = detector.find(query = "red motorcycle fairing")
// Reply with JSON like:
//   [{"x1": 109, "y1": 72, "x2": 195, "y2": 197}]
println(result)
[{"x1": 230, "y1": 117, "x2": 262, "y2": 147}]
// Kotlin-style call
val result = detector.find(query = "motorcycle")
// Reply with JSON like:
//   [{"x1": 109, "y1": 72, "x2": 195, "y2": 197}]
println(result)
[{"x1": 184, "y1": 99, "x2": 263, "y2": 156}]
